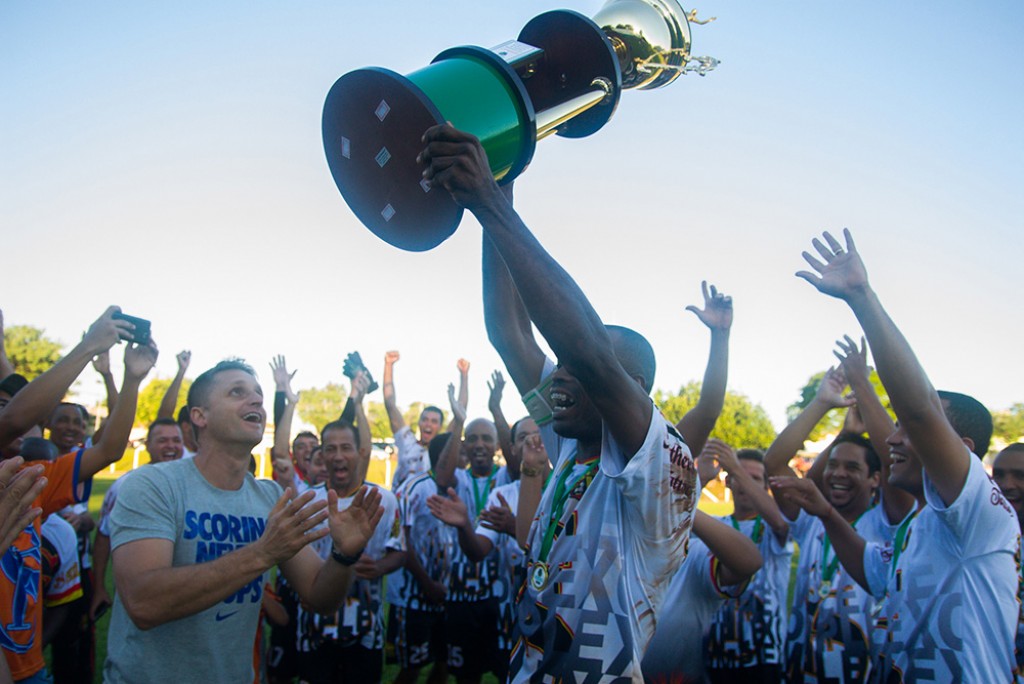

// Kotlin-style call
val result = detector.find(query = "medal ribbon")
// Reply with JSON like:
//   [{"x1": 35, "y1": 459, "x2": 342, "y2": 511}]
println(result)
[
  {"x1": 537, "y1": 453, "x2": 599, "y2": 564},
  {"x1": 888, "y1": 508, "x2": 920, "y2": 579},
  {"x1": 471, "y1": 464, "x2": 499, "y2": 515},
  {"x1": 729, "y1": 514, "x2": 764, "y2": 544},
  {"x1": 820, "y1": 510, "x2": 866, "y2": 585}
]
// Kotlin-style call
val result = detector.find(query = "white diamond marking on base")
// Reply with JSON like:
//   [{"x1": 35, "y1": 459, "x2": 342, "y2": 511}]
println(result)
[
  {"x1": 375, "y1": 147, "x2": 391, "y2": 168},
  {"x1": 381, "y1": 204, "x2": 396, "y2": 222},
  {"x1": 341, "y1": 137, "x2": 351, "y2": 159},
  {"x1": 375, "y1": 100, "x2": 391, "y2": 121},
  {"x1": 420, "y1": 179, "x2": 431, "y2": 193}
]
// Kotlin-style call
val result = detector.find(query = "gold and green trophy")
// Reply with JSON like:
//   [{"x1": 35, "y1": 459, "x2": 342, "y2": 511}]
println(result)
[{"x1": 322, "y1": 0, "x2": 717, "y2": 251}]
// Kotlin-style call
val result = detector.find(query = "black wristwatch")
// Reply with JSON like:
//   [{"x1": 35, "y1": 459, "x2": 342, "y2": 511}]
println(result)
[{"x1": 331, "y1": 547, "x2": 364, "y2": 566}]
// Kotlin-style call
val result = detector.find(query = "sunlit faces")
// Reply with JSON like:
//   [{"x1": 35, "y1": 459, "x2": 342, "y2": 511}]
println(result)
[
  {"x1": 993, "y1": 447, "x2": 1024, "y2": 523},
  {"x1": 464, "y1": 419, "x2": 497, "y2": 476},
  {"x1": 292, "y1": 434, "x2": 319, "y2": 475},
  {"x1": 512, "y1": 418, "x2": 539, "y2": 457},
  {"x1": 48, "y1": 404, "x2": 87, "y2": 453},
  {"x1": 322, "y1": 425, "x2": 361, "y2": 495},
  {"x1": 822, "y1": 442, "x2": 879, "y2": 515},
  {"x1": 418, "y1": 409, "x2": 443, "y2": 445},
  {"x1": 726, "y1": 458, "x2": 767, "y2": 520},
  {"x1": 189, "y1": 370, "x2": 266, "y2": 449},
  {"x1": 147, "y1": 424, "x2": 184, "y2": 463},
  {"x1": 885, "y1": 424, "x2": 925, "y2": 496}
]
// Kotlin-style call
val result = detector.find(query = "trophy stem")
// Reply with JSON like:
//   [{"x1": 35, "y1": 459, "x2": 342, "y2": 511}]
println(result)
[{"x1": 535, "y1": 81, "x2": 612, "y2": 140}]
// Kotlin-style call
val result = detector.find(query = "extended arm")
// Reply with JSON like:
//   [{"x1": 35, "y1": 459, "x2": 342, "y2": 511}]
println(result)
[
  {"x1": 515, "y1": 433, "x2": 550, "y2": 549},
  {"x1": 712, "y1": 439, "x2": 788, "y2": 543},
  {"x1": 433, "y1": 384, "x2": 465, "y2": 491},
  {"x1": 834, "y1": 335, "x2": 915, "y2": 522},
  {"x1": 797, "y1": 229, "x2": 971, "y2": 506},
  {"x1": 156, "y1": 350, "x2": 191, "y2": 420},
  {"x1": 382, "y1": 351, "x2": 406, "y2": 434},
  {"x1": 0, "y1": 309, "x2": 14, "y2": 379},
  {"x1": 269, "y1": 355, "x2": 299, "y2": 482},
  {"x1": 676, "y1": 281, "x2": 732, "y2": 456},
  {"x1": 487, "y1": 371, "x2": 517, "y2": 479},
  {"x1": 423, "y1": 125, "x2": 650, "y2": 454},
  {"x1": 350, "y1": 371, "x2": 373, "y2": 461},
  {"x1": 427, "y1": 488, "x2": 495, "y2": 563},
  {"x1": 90, "y1": 532, "x2": 113, "y2": 620},
  {"x1": 92, "y1": 351, "x2": 119, "y2": 414},
  {"x1": 457, "y1": 358, "x2": 470, "y2": 415},
  {"x1": 692, "y1": 510, "x2": 763, "y2": 587},
  {"x1": 0, "y1": 307, "x2": 129, "y2": 450}
]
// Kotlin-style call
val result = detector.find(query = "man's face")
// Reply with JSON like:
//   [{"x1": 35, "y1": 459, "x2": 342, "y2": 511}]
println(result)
[
  {"x1": 885, "y1": 425, "x2": 925, "y2": 495},
  {"x1": 147, "y1": 424, "x2": 184, "y2": 463},
  {"x1": 190, "y1": 370, "x2": 266, "y2": 449},
  {"x1": 418, "y1": 410, "x2": 442, "y2": 445},
  {"x1": 48, "y1": 405, "x2": 87, "y2": 453},
  {"x1": 323, "y1": 426, "x2": 361, "y2": 494},
  {"x1": 512, "y1": 418, "x2": 540, "y2": 460},
  {"x1": 548, "y1": 365, "x2": 602, "y2": 445},
  {"x1": 464, "y1": 419, "x2": 497, "y2": 475},
  {"x1": 823, "y1": 442, "x2": 879, "y2": 513},
  {"x1": 993, "y1": 449, "x2": 1024, "y2": 523},
  {"x1": 292, "y1": 435, "x2": 318, "y2": 474},
  {"x1": 726, "y1": 459, "x2": 767, "y2": 518},
  {"x1": 306, "y1": 447, "x2": 328, "y2": 487}
]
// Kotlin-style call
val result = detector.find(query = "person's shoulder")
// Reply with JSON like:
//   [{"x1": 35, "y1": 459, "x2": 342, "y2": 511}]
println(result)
[
  {"x1": 249, "y1": 474, "x2": 285, "y2": 501},
  {"x1": 41, "y1": 513, "x2": 77, "y2": 543}
]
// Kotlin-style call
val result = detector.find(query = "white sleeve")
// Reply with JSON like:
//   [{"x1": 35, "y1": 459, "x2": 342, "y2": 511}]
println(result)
[{"x1": 863, "y1": 540, "x2": 892, "y2": 599}]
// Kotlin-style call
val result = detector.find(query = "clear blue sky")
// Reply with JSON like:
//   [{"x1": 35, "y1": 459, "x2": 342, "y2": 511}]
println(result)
[{"x1": 3, "y1": 1, "x2": 1022, "y2": 430}]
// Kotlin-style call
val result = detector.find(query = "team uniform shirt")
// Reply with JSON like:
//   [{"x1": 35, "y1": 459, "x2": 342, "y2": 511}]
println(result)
[
  {"x1": 390, "y1": 471, "x2": 455, "y2": 612},
  {"x1": 104, "y1": 458, "x2": 283, "y2": 684},
  {"x1": 510, "y1": 394, "x2": 698, "y2": 683},
  {"x1": 296, "y1": 483, "x2": 405, "y2": 652},
  {"x1": 861, "y1": 453, "x2": 1020, "y2": 682},
  {"x1": 642, "y1": 536, "x2": 747, "y2": 682},
  {"x1": 41, "y1": 515, "x2": 84, "y2": 608},
  {"x1": 391, "y1": 425, "x2": 429, "y2": 491},
  {"x1": 705, "y1": 514, "x2": 793, "y2": 672},
  {"x1": 0, "y1": 449, "x2": 90, "y2": 681},
  {"x1": 785, "y1": 505, "x2": 900, "y2": 683},
  {"x1": 476, "y1": 480, "x2": 524, "y2": 652},
  {"x1": 447, "y1": 466, "x2": 511, "y2": 603},
  {"x1": 97, "y1": 475, "x2": 127, "y2": 536},
  {"x1": 58, "y1": 502, "x2": 93, "y2": 570}
]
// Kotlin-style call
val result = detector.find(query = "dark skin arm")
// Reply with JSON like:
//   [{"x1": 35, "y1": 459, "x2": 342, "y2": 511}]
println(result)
[
  {"x1": 156, "y1": 350, "x2": 190, "y2": 420},
  {"x1": 422, "y1": 124, "x2": 650, "y2": 457},
  {"x1": 487, "y1": 371, "x2": 518, "y2": 479},
  {"x1": 433, "y1": 384, "x2": 464, "y2": 491},
  {"x1": 692, "y1": 510, "x2": 763, "y2": 587}
]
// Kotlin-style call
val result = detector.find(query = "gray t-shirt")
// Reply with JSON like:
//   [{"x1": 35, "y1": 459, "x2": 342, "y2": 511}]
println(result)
[{"x1": 104, "y1": 458, "x2": 282, "y2": 684}]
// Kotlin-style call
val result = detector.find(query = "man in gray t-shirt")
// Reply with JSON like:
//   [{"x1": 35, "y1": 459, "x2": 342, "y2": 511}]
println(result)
[{"x1": 105, "y1": 360, "x2": 383, "y2": 684}]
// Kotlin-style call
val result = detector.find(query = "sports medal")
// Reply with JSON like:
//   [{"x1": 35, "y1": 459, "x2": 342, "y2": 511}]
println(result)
[
  {"x1": 817, "y1": 580, "x2": 832, "y2": 599},
  {"x1": 530, "y1": 562, "x2": 549, "y2": 591}
]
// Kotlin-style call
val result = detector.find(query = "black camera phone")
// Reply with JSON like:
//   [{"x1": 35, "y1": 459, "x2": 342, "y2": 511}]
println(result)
[{"x1": 112, "y1": 312, "x2": 152, "y2": 346}]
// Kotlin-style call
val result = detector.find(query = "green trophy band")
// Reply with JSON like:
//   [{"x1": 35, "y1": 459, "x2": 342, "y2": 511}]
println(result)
[{"x1": 322, "y1": 0, "x2": 715, "y2": 251}]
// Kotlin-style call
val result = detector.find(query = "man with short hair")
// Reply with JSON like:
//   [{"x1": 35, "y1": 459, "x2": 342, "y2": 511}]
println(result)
[
  {"x1": 105, "y1": 359, "x2": 384, "y2": 684},
  {"x1": 992, "y1": 442, "x2": 1024, "y2": 682},
  {"x1": 419, "y1": 123, "x2": 697, "y2": 681},
  {"x1": 774, "y1": 229, "x2": 1018, "y2": 681}
]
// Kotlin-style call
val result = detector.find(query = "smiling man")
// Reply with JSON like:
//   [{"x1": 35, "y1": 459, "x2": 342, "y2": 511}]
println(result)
[
  {"x1": 105, "y1": 359, "x2": 384, "y2": 684},
  {"x1": 419, "y1": 123, "x2": 697, "y2": 682}
]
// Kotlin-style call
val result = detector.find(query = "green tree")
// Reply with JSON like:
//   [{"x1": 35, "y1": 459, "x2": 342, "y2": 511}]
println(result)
[
  {"x1": 654, "y1": 382, "x2": 777, "y2": 450},
  {"x1": 366, "y1": 401, "x2": 392, "y2": 441},
  {"x1": 296, "y1": 383, "x2": 348, "y2": 434},
  {"x1": 4, "y1": 325, "x2": 64, "y2": 380},
  {"x1": 993, "y1": 403, "x2": 1024, "y2": 445},
  {"x1": 786, "y1": 369, "x2": 894, "y2": 442},
  {"x1": 135, "y1": 377, "x2": 192, "y2": 428}
]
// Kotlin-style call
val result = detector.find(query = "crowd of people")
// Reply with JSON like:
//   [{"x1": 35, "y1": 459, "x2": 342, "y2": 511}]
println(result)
[{"x1": 1, "y1": 125, "x2": 1021, "y2": 683}]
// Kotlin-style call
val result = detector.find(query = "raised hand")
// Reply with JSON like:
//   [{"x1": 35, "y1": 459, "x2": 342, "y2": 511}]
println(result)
[
  {"x1": 0, "y1": 458, "x2": 46, "y2": 551},
  {"x1": 795, "y1": 228, "x2": 870, "y2": 301},
  {"x1": 350, "y1": 370, "x2": 370, "y2": 405},
  {"x1": 843, "y1": 404, "x2": 867, "y2": 435},
  {"x1": 418, "y1": 124, "x2": 504, "y2": 212},
  {"x1": 702, "y1": 438, "x2": 739, "y2": 475},
  {"x1": 697, "y1": 449, "x2": 721, "y2": 488},
  {"x1": 269, "y1": 355, "x2": 298, "y2": 403},
  {"x1": 457, "y1": 358, "x2": 470, "y2": 375},
  {"x1": 176, "y1": 350, "x2": 192, "y2": 373},
  {"x1": 815, "y1": 366, "x2": 854, "y2": 409},
  {"x1": 328, "y1": 486, "x2": 384, "y2": 557},
  {"x1": 92, "y1": 350, "x2": 111, "y2": 376},
  {"x1": 255, "y1": 489, "x2": 330, "y2": 566},
  {"x1": 487, "y1": 370, "x2": 505, "y2": 412},
  {"x1": 685, "y1": 280, "x2": 733, "y2": 332},
  {"x1": 520, "y1": 433, "x2": 550, "y2": 478},
  {"x1": 480, "y1": 492, "x2": 516, "y2": 535},
  {"x1": 384, "y1": 350, "x2": 400, "y2": 366},
  {"x1": 427, "y1": 487, "x2": 470, "y2": 529},
  {"x1": 769, "y1": 476, "x2": 833, "y2": 518},
  {"x1": 124, "y1": 339, "x2": 159, "y2": 381},
  {"x1": 83, "y1": 306, "x2": 131, "y2": 355},
  {"x1": 353, "y1": 553, "x2": 383, "y2": 580},
  {"x1": 834, "y1": 335, "x2": 870, "y2": 383},
  {"x1": 448, "y1": 383, "x2": 466, "y2": 424}
]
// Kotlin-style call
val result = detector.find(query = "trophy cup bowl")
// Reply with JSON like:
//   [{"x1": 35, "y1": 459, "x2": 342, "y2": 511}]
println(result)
[{"x1": 322, "y1": 0, "x2": 704, "y2": 251}]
